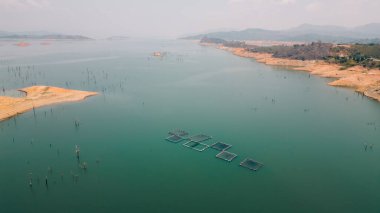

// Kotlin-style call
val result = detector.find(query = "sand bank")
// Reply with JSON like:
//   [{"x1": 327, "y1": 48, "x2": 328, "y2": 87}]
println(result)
[
  {"x1": 0, "y1": 86, "x2": 98, "y2": 121},
  {"x1": 212, "y1": 45, "x2": 380, "y2": 102}
]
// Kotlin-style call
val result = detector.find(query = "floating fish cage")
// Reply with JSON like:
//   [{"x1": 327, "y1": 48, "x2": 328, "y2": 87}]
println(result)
[
  {"x1": 169, "y1": 129, "x2": 189, "y2": 137},
  {"x1": 164, "y1": 129, "x2": 265, "y2": 172},
  {"x1": 183, "y1": 141, "x2": 209, "y2": 152},
  {"x1": 166, "y1": 134, "x2": 184, "y2": 143},
  {"x1": 211, "y1": 142, "x2": 232, "y2": 151},
  {"x1": 216, "y1": 151, "x2": 237, "y2": 162},
  {"x1": 188, "y1": 134, "x2": 212, "y2": 143},
  {"x1": 165, "y1": 129, "x2": 189, "y2": 143},
  {"x1": 240, "y1": 158, "x2": 263, "y2": 171}
]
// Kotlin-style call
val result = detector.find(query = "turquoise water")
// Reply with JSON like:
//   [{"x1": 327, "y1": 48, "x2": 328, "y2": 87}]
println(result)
[{"x1": 0, "y1": 39, "x2": 380, "y2": 213}]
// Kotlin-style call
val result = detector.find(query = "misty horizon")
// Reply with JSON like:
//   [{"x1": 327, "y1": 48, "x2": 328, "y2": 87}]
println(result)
[{"x1": 1, "y1": 0, "x2": 380, "y2": 39}]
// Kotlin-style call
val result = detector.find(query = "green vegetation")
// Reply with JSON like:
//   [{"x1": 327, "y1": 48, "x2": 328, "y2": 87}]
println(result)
[
  {"x1": 327, "y1": 44, "x2": 380, "y2": 69},
  {"x1": 200, "y1": 37, "x2": 226, "y2": 44},
  {"x1": 201, "y1": 37, "x2": 380, "y2": 69},
  {"x1": 247, "y1": 45, "x2": 293, "y2": 54},
  {"x1": 249, "y1": 42, "x2": 333, "y2": 60},
  {"x1": 200, "y1": 37, "x2": 245, "y2": 48}
]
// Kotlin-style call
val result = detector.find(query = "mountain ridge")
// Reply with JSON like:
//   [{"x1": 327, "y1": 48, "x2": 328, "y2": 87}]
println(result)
[
  {"x1": 0, "y1": 31, "x2": 92, "y2": 40},
  {"x1": 182, "y1": 23, "x2": 380, "y2": 43}
]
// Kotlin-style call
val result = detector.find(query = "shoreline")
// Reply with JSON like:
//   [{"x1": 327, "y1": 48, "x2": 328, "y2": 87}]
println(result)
[
  {"x1": 0, "y1": 86, "x2": 98, "y2": 121},
  {"x1": 206, "y1": 43, "x2": 380, "y2": 102}
]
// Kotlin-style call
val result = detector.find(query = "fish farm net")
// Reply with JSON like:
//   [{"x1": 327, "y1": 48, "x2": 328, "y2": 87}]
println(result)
[
  {"x1": 168, "y1": 129, "x2": 189, "y2": 137},
  {"x1": 166, "y1": 134, "x2": 184, "y2": 143},
  {"x1": 211, "y1": 142, "x2": 232, "y2": 151},
  {"x1": 183, "y1": 141, "x2": 209, "y2": 152},
  {"x1": 240, "y1": 158, "x2": 263, "y2": 171},
  {"x1": 216, "y1": 151, "x2": 237, "y2": 162},
  {"x1": 188, "y1": 134, "x2": 212, "y2": 143}
]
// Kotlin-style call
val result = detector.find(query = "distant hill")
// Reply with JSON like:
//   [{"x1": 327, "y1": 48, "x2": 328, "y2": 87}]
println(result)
[
  {"x1": 106, "y1": 36, "x2": 129, "y2": 40},
  {"x1": 353, "y1": 23, "x2": 380, "y2": 37},
  {"x1": 0, "y1": 31, "x2": 92, "y2": 40},
  {"x1": 182, "y1": 23, "x2": 380, "y2": 44}
]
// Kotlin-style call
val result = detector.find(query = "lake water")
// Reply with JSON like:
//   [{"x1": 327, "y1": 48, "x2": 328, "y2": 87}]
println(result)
[{"x1": 0, "y1": 39, "x2": 380, "y2": 213}]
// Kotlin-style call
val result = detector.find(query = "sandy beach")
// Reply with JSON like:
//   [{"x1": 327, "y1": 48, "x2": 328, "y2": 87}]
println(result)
[
  {"x1": 0, "y1": 86, "x2": 98, "y2": 121},
  {"x1": 211, "y1": 44, "x2": 380, "y2": 102}
]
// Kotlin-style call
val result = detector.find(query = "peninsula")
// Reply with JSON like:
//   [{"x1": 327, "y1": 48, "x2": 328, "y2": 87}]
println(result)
[
  {"x1": 0, "y1": 86, "x2": 98, "y2": 121},
  {"x1": 200, "y1": 39, "x2": 380, "y2": 102}
]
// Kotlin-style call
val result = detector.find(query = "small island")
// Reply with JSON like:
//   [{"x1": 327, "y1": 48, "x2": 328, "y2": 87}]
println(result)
[{"x1": 0, "y1": 86, "x2": 98, "y2": 121}]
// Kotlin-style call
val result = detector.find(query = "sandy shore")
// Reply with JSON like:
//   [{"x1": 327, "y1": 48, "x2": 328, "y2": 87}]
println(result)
[
  {"x1": 211, "y1": 44, "x2": 380, "y2": 102},
  {"x1": 0, "y1": 86, "x2": 98, "y2": 121}
]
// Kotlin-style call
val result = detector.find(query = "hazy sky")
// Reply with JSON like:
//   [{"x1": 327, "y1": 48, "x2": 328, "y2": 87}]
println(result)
[{"x1": 1, "y1": 0, "x2": 379, "y2": 38}]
